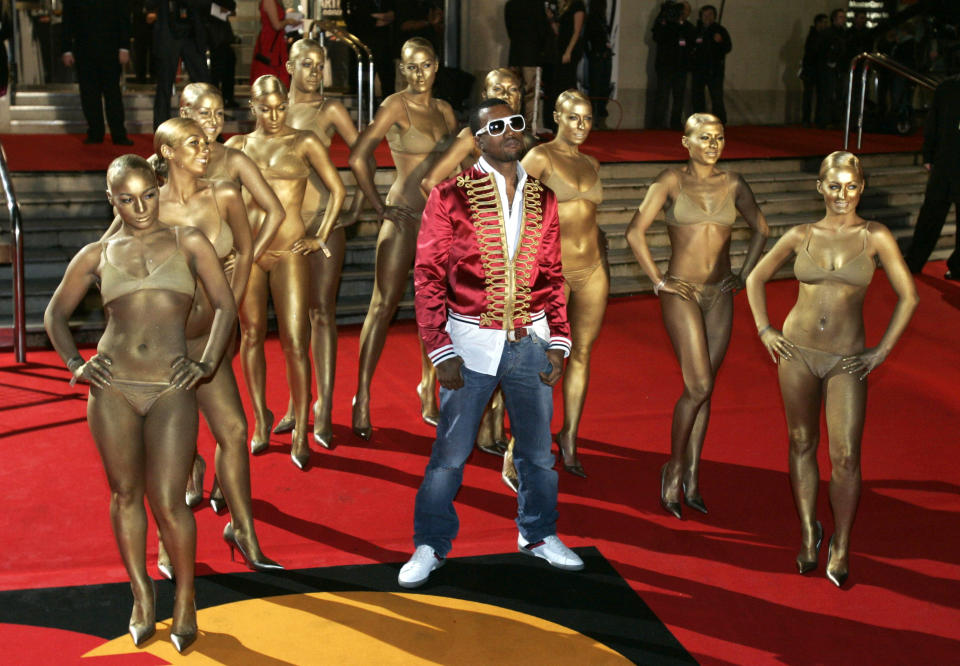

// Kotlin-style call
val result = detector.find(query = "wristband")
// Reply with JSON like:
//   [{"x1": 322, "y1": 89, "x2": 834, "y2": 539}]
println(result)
[
  {"x1": 758, "y1": 325, "x2": 772, "y2": 337},
  {"x1": 66, "y1": 355, "x2": 84, "y2": 373},
  {"x1": 653, "y1": 277, "x2": 666, "y2": 296}
]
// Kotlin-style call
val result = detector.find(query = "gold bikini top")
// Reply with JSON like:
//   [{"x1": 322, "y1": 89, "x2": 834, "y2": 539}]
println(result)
[
  {"x1": 386, "y1": 95, "x2": 448, "y2": 155},
  {"x1": 664, "y1": 179, "x2": 737, "y2": 227},
  {"x1": 793, "y1": 224, "x2": 875, "y2": 288},
  {"x1": 542, "y1": 170, "x2": 603, "y2": 205},
  {"x1": 99, "y1": 228, "x2": 195, "y2": 305}
]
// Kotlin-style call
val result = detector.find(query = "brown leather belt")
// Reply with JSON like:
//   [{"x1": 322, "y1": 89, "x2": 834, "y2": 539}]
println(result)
[{"x1": 506, "y1": 328, "x2": 528, "y2": 342}]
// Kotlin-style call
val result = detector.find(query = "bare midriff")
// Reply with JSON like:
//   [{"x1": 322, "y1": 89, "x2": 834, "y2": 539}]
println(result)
[
  {"x1": 666, "y1": 223, "x2": 733, "y2": 283},
  {"x1": 99, "y1": 290, "x2": 192, "y2": 381}
]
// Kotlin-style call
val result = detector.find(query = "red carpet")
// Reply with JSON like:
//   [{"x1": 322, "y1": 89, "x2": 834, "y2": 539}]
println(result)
[
  {"x1": 1, "y1": 125, "x2": 922, "y2": 172},
  {"x1": 1, "y1": 262, "x2": 958, "y2": 664}
]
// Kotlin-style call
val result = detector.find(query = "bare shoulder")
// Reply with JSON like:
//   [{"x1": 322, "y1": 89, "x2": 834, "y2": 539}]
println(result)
[
  {"x1": 655, "y1": 167, "x2": 681, "y2": 187},
  {"x1": 212, "y1": 177, "x2": 243, "y2": 202},
  {"x1": 223, "y1": 134, "x2": 245, "y2": 150},
  {"x1": 864, "y1": 220, "x2": 896, "y2": 246}
]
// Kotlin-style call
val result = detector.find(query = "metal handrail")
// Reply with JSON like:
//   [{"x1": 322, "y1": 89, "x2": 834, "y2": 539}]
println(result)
[
  {"x1": 309, "y1": 21, "x2": 375, "y2": 130},
  {"x1": 844, "y1": 52, "x2": 939, "y2": 150},
  {"x1": 0, "y1": 141, "x2": 26, "y2": 363}
]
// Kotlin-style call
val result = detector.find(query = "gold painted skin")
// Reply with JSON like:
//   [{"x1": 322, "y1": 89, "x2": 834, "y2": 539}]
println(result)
[
  {"x1": 746, "y1": 152, "x2": 918, "y2": 585},
  {"x1": 271, "y1": 39, "x2": 367, "y2": 446},
  {"x1": 625, "y1": 114, "x2": 770, "y2": 515},
  {"x1": 420, "y1": 68, "x2": 528, "y2": 454},
  {"x1": 153, "y1": 119, "x2": 280, "y2": 569},
  {"x1": 44, "y1": 158, "x2": 237, "y2": 648},
  {"x1": 179, "y1": 83, "x2": 285, "y2": 262},
  {"x1": 225, "y1": 76, "x2": 346, "y2": 465},
  {"x1": 348, "y1": 37, "x2": 457, "y2": 437},
  {"x1": 521, "y1": 91, "x2": 606, "y2": 478}
]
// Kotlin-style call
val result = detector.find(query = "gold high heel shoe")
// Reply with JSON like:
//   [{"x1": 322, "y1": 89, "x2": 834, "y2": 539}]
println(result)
[
  {"x1": 169, "y1": 601, "x2": 197, "y2": 654},
  {"x1": 273, "y1": 412, "x2": 296, "y2": 435},
  {"x1": 501, "y1": 438, "x2": 519, "y2": 493},
  {"x1": 796, "y1": 520, "x2": 823, "y2": 574},
  {"x1": 184, "y1": 454, "x2": 205, "y2": 508},
  {"x1": 291, "y1": 429, "x2": 310, "y2": 471},
  {"x1": 223, "y1": 522, "x2": 284, "y2": 571},
  {"x1": 312, "y1": 400, "x2": 334, "y2": 449},
  {"x1": 660, "y1": 464, "x2": 682, "y2": 520},
  {"x1": 250, "y1": 410, "x2": 274, "y2": 455},
  {"x1": 352, "y1": 395, "x2": 372, "y2": 440},
  {"x1": 209, "y1": 476, "x2": 227, "y2": 515},
  {"x1": 128, "y1": 580, "x2": 156, "y2": 647},
  {"x1": 416, "y1": 381, "x2": 440, "y2": 427},
  {"x1": 157, "y1": 535, "x2": 174, "y2": 581},
  {"x1": 825, "y1": 535, "x2": 849, "y2": 588}
]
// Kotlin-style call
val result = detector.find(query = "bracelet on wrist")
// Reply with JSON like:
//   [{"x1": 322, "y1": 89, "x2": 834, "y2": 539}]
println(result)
[
  {"x1": 653, "y1": 277, "x2": 667, "y2": 296},
  {"x1": 758, "y1": 325, "x2": 772, "y2": 337},
  {"x1": 66, "y1": 355, "x2": 84, "y2": 373}
]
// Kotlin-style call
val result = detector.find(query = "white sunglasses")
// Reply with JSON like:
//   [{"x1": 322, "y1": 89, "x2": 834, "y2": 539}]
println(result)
[{"x1": 475, "y1": 114, "x2": 526, "y2": 137}]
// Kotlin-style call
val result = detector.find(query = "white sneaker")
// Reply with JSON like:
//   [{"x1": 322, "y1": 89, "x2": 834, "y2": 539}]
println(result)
[
  {"x1": 398, "y1": 545, "x2": 445, "y2": 588},
  {"x1": 518, "y1": 534, "x2": 584, "y2": 571}
]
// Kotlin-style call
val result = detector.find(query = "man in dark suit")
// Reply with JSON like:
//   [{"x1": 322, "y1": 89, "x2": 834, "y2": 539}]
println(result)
[
  {"x1": 905, "y1": 77, "x2": 960, "y2": 279},
  {"x1": 504, "y1": 0, "x2": 549, "y2": 129},
  {"x1": 207, "y1": 0, "x2": 237, "y2": 107},
  {"x1": 691, "y1": 4, "x2": 731, "y2": 124},
  {"x1": 60, "y1": 0, "x2": 133, "y2": 145},
  {"x1": 343, "y1": 0, "x2": 396, "y2": 101},
  {"x1": 147, "y1": 0, "x2": 210, "y2": 129},
  {"x1": 652, "y1": 1, "x2": 695, "y2": 130}
]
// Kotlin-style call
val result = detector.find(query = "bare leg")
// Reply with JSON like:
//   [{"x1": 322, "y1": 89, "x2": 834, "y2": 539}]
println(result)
[
  {"x1": 824, "y1": 369, "x2": 867, "y2": 581},
  {"x1": 142, "y1": 389, "x2": 198, "y2": 638},
  {"x1": 778, "y1": 354, "x2": 825, "y2": 570},
  {"x1": 557, "y1": 266, "x2": 609, "y2": 475},
  {"x1": 681, "y1": 292, "x2": 733, "y2": 500},
  {"x1": 354, "y1": 219, "x2": 418, "y2": 435},
  {"x1": 87, "y1": 388, "x2": 155, "y2": 634},
  {"x1": 309, "y1": 228, "x2": 346, "y2": 446},
  {"x1": 477, "y1": 388, "x2": 508, "y2": 454},
  {"x1": 239, "y1": 264, "x2": 273, "y2": 450},
  {"x1": 269, "y1": 252, "x2": 313, "y2": 461},
  {"x1": 659, "y1": 293, "x2": 714, "y2": 504}
]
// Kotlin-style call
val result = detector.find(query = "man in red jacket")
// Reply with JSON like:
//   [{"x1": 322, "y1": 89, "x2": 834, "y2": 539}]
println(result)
[{"x1": 399, "y1": 99, "x2": 584, "y2": 588}]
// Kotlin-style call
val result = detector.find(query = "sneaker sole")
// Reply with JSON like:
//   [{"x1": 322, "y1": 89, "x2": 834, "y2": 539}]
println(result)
[{"x1": 518, "y1": 546, "x2": 585, "y2": 571}]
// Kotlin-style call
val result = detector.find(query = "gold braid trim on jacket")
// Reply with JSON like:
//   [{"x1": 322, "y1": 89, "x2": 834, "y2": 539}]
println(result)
[{"x1": 458, "y1": 173, "x2": 544, "y2": 328}]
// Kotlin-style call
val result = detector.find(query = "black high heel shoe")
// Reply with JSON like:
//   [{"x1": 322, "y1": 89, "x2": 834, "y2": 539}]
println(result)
[
  {"x1": 682, "y1": 482, "x2": 708, "y2": 515},
  {"x1": 250, "y1": 411, "x2": 274, "y2": 455},
  {"x1": 128, "y1": 580, "x2": 156, "y2": 647},
  {"x1": 796, "y1": 520, "x2": 823, "y2": 574},
  {"x1": 825, "y1": 535, "x2": 849, "y2": 588},
  {"x1": 556, "y1": 434, "x2": 587, "y2": 478},
  {"x1": 660, "y1": 464, "x2": 682, "y2": 520},
  {"x1": 352, "y1": 395, "x2": 372, "y2": 440},
  {"x1": 223, "y1": 522, "x2": 284, "y2": 571}
]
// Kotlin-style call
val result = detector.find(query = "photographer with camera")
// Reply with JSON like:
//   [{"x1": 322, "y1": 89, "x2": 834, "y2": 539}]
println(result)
[{"x1": 652, "y1": 0, "x2": 694, "y2": 130}]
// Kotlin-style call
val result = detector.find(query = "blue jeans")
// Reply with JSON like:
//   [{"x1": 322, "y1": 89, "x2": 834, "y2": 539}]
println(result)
[{"x1": 413, "y1": 335, "x2": 559, "y2": 557}]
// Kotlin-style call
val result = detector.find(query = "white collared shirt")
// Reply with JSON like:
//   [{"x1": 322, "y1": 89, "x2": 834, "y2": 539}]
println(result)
[{"x1": 443, "y1": 158, "x2": 551, "y2": 375}]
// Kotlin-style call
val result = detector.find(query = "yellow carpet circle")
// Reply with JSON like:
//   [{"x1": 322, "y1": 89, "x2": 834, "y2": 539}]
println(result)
[{"x1": 84, "y1": 590, "x2": 631, "y2": 664}]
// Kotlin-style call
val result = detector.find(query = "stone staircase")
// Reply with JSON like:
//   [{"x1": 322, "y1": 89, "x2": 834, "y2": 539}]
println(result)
[{"x1": 1, "y1": 151, "x2": 952, "y2": 348}]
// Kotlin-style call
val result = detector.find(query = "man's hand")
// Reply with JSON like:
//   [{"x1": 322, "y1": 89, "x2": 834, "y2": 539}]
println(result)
[
  {"x1": 539, "y1": 348, "x2": 564, "y2": 386},
  {"x1": 436, "y1": 356, "x2": 464, "y2": 390}
]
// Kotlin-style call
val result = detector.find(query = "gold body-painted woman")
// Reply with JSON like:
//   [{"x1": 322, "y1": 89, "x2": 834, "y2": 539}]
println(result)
[
  {"x1": 420, "y1": 67, "x2": 528, "y2": 460},
  {"x1": 625, "y1": 113, "x2": 769, "y2": 518},
  {"x1": 152, "y1": 117, "x2": 282, "y2": 572},
  {"x1": 176, "y1": 82, "x2": 285, "y2": 507},
  {"x1": 269, "y1": 38, "x2": 366, "y2": 447},
  {"x1": 521, "y1": 89, "x2": 606, "y2": 478},
  {"x1": 44, "y1": 156, "x2": 237, "y2": 652},
  {"x1": 746, "y1": 151, "x2": 917, "y2": 587},
  {"x1": 226, "y1": 75, "x2": 346, "y2": 469},
  {"x1": 348, "y1": 36, "x2": 457, "y2": 439}
]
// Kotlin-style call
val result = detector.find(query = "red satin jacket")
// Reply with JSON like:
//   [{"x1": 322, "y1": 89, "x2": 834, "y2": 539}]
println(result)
[{"x1": 414, "y1": 164, "x2": 571, "y2": 360}]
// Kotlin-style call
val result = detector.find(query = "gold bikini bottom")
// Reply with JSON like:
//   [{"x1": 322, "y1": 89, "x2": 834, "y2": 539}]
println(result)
[
  {"x1": 563, "y1": 261, "x2": 603, "y2": 292},
  {"x1": 109, "y1": 379, "x2": 182, "y2": 416}
]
